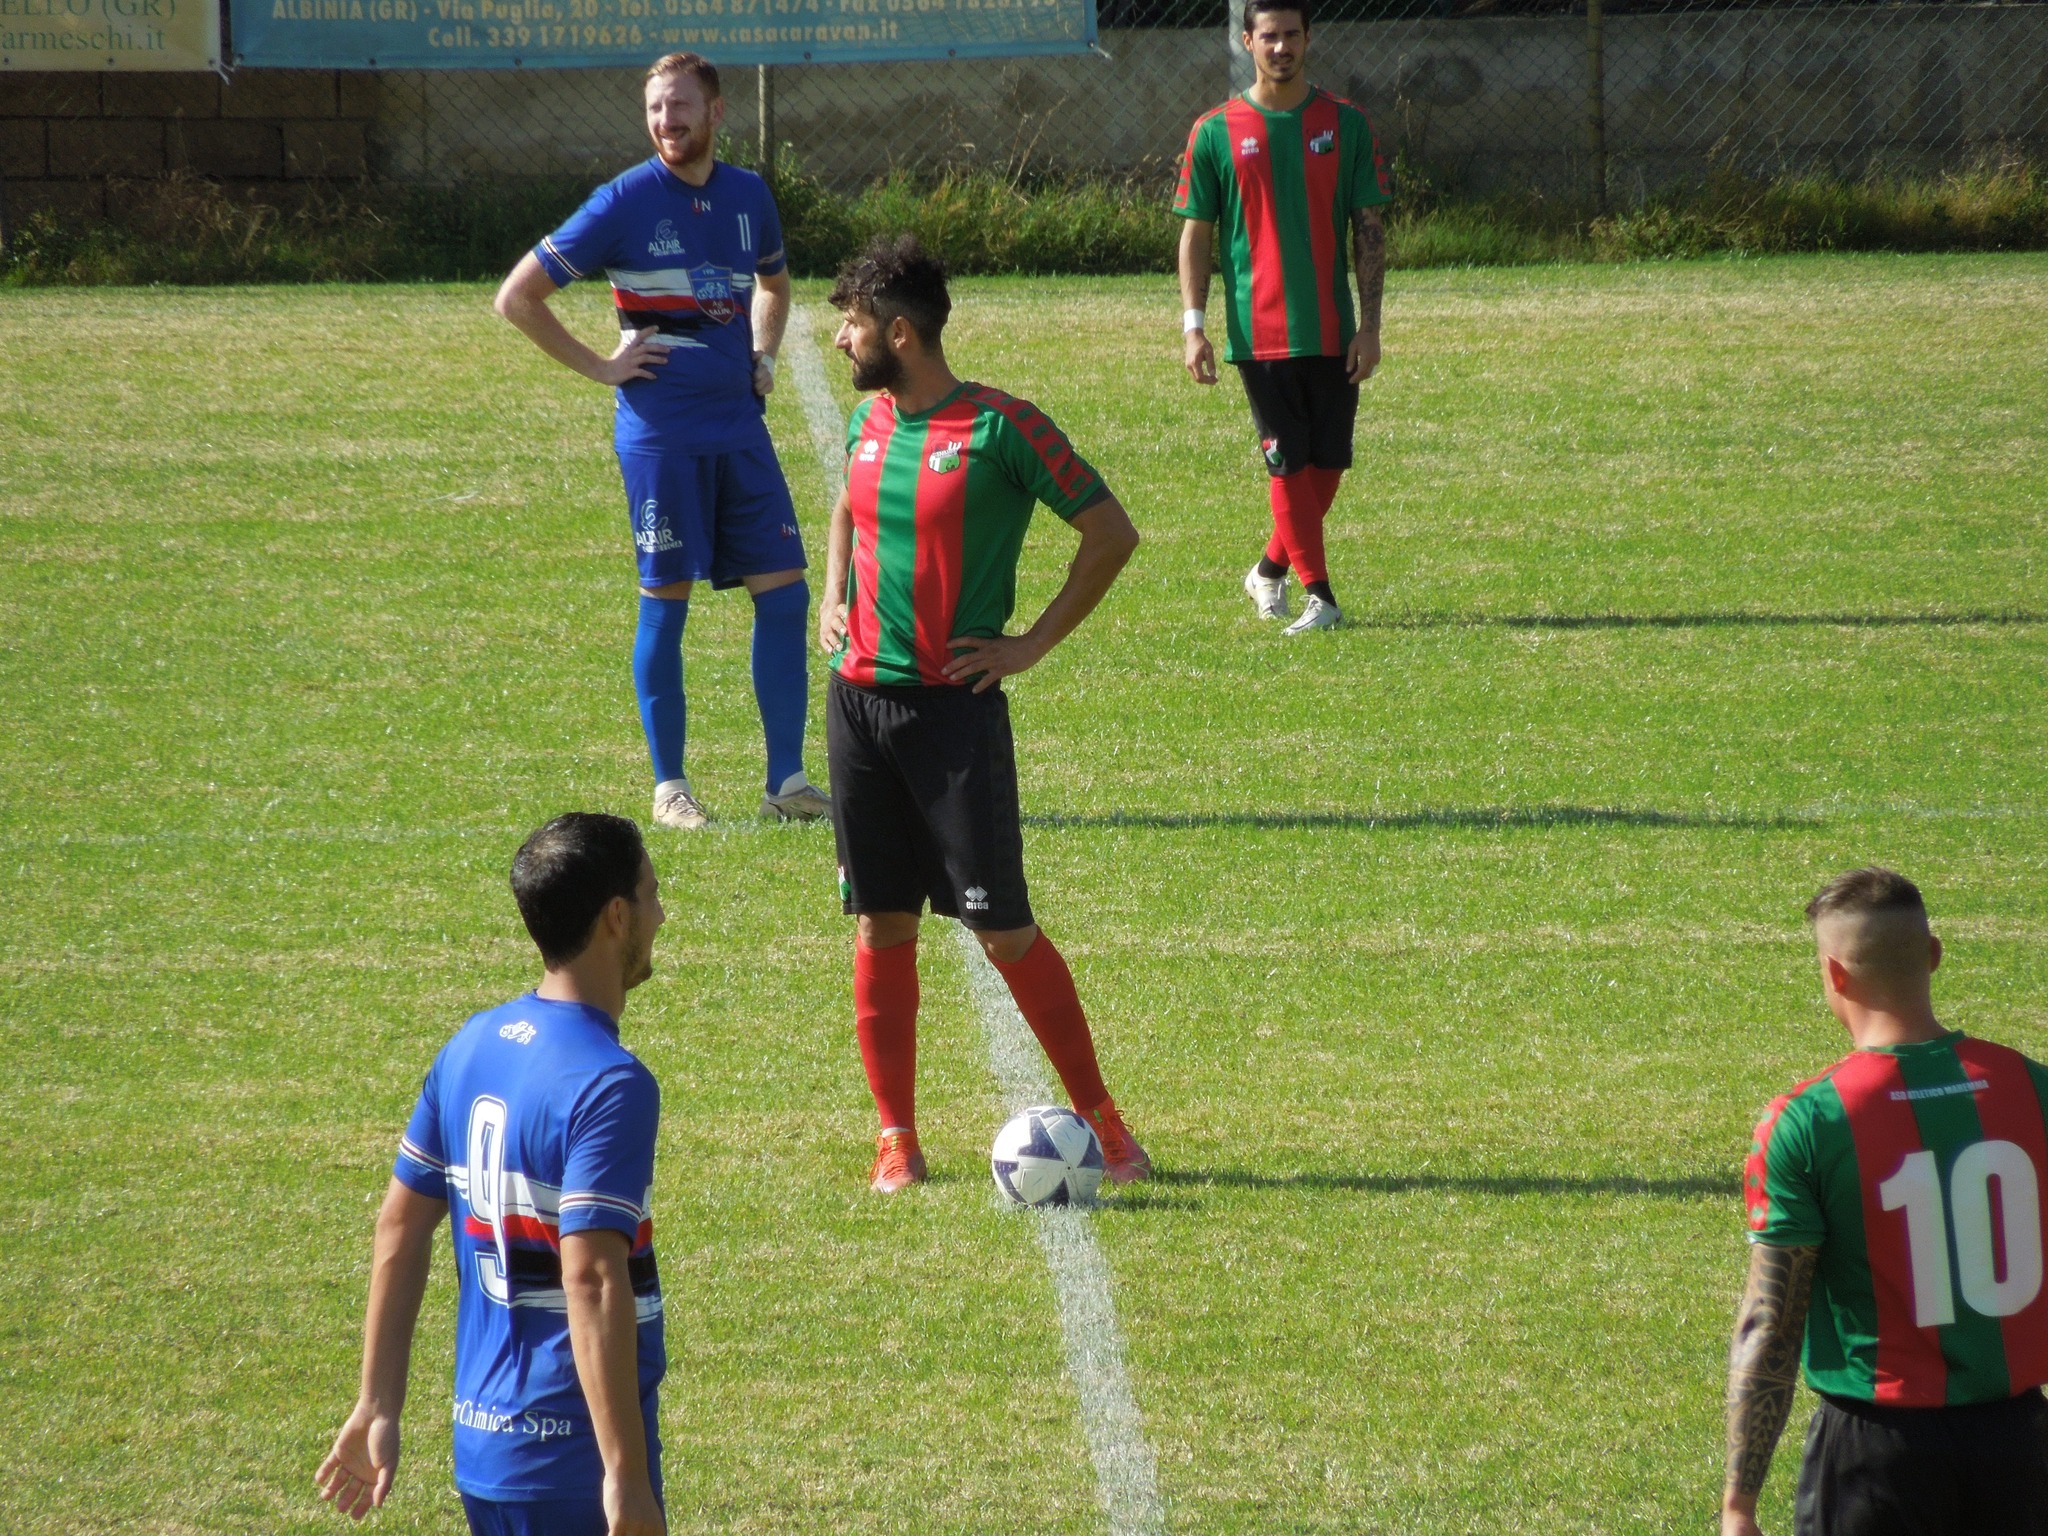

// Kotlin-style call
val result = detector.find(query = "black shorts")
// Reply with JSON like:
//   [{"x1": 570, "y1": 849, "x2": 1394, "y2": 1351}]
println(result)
[
  {"x1": 1236, "y1": 355, "x2": 1359, "y2": 478},
  {"x1": 1795, "y1": 1389, "x2": 2048, "y2": 1536},
  {"x1": 826, "y1": 673, "x2": 1034, "y2": 931}
]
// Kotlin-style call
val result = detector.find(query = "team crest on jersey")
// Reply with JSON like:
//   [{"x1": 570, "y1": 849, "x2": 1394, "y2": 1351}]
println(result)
[
  {"x1": 499, "y1": 1020, "x2": 537, "y2": 1045},
  {"x1": 926, "y1": 440, "x2": 963, "y2": 474},
  {"x1": 647, "y1": 219, "x2": 684, "y2": 258},
  {"x1": 687, "y1": 262, "x2": 737, "y2": 324},
  {"x1": 858, "y1": 438, "x2": 881, "y2": 463},
  {"x1": 636, "y1": 499, "x2": 683, "y2": 554},
  {"x1": 1309, "y1": 129, "x2": 1336, "y2": 155},
  {"x1": 1261, "y1": 437, "x2": 1284, "y2": 469},
  {"x1": 1238, "y1": 136, "x2": 1261, "y2": 157}
]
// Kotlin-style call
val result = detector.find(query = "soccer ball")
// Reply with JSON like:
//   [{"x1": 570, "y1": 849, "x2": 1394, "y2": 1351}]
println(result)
[{"x1": 991, "y1": 1105, "x2": 1104, "y2": 1207}]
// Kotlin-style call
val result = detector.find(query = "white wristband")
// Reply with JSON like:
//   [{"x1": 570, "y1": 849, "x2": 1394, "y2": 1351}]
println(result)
[
  {"x1": 1182, "y1": 308, "x2": 1206, "y2": 334},
  {"x1": 756, "y1": 352, "x2": 778, "y2": 374}
]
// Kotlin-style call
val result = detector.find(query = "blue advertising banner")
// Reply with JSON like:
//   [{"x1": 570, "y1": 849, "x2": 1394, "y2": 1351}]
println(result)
[{"x1": 231, "y1": 0, "x2": 1094, "y2": 68}]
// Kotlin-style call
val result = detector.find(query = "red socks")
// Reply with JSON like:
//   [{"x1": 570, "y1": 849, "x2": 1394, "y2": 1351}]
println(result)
[
  {"x1": 1266, "y1": 466, "x2": 1343, "y2": 586},
  {"x1": 991, "y1": 932, "x2": 1110, "y2": 1115},
  {"x1": 854, "y1": 941, "x2": 919, "y2": 1132}
]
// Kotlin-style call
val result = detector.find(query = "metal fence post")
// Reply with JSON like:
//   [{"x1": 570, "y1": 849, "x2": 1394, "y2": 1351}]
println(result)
[
  {"x1": 758, "y1": 64, "x2": 776, "y2": 180},
  {"x1": 1586, "y1": 0, "x2": 1608, "y2": 214}
]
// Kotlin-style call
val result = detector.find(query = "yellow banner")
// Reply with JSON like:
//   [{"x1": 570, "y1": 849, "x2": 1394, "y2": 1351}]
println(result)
[{"x1": 1, "y1": 0, "x2": 221, "y2": 69}]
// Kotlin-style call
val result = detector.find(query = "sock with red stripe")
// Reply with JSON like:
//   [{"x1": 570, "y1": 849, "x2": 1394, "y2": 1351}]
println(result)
[
  {"x1": 989, "y1": 931, "x2": 1109, "y2": 1113},
  {"x1": 1267, "y1": 469, "x2": 1328, "y2": 587},
  {"x1": 854, "y1": 941, "x2": 919, "y2": 1132}
]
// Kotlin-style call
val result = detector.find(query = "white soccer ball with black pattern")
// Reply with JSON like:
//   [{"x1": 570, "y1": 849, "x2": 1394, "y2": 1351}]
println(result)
[{"x1": 991, "y1": 1105, "x2": 1105, "y2": 1207}]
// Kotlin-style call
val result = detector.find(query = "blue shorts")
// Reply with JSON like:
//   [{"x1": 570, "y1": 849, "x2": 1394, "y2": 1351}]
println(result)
[
  {"x1": 618, "y1": 445, "x2": 804, "y2": 590},
  {"x1": 462, "y1": 1492, "x2": 607, "y2": 1536}
]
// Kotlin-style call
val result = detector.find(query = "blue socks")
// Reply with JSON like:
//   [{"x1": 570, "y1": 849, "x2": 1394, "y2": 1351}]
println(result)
[
  {"x1": 751, "y1": 581, "x2": 810, "y2": 793},
  {"x1": 633, "y1": 595, "x2": 689, "y2": 788}
]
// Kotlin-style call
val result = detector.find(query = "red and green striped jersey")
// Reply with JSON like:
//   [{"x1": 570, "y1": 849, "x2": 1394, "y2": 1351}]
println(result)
[
  {"x1": 834, "y1": 381, "x2": 1109, "y2": 689},
  {"x1": 1747, "y1": 1032, "x2": 2048, "y2": 1406},
  {"x1": 1172, "y1": 87, "x2": 1393, "y2": 364}
]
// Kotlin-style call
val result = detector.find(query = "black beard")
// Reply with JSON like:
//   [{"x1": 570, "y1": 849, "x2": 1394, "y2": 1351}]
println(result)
[{"x1": 849, "y1": 345, "x2": 904, "y2": 393}]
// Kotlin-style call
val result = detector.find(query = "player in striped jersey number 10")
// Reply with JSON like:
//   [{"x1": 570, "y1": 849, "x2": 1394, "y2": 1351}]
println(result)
[{"x1": 1723, "y1": 868, "x2": 2048, "y2": 1536}]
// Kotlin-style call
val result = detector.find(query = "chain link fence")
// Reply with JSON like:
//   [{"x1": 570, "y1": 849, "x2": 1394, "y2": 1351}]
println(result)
[{"x1": 355, "y1": 0, "x2": 2048, "y2": 204}]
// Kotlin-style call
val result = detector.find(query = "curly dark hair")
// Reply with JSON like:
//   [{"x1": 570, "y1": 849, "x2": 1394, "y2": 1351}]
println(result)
[{"x1": 827, "y1": 234, "x2": 951, "y2": 348}]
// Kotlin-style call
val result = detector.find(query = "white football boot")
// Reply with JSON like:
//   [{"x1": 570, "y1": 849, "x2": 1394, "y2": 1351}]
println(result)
[
  {"x1": 652, "y1": 780, "x2": 711, "y2": 831},
  {"x1": 1283, "y1": 594, "x2": 1342, "y2": 635},
  {"x1": 761, "y1": 775, "x2": 833, "y2": 824},
  {"x1": 1243, "y1": 563, "x2": 1291, "y2": 621}
]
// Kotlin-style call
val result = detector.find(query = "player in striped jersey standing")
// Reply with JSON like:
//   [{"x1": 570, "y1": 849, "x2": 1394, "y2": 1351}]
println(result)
[
  {"x1": 817, "y1": 236, "x2": 1152, "y2": 1194},
  {"x1": 1174, "y1": 0, "x2": 1394, "y2": 634},
  {"x1": 495, "y1": 53, "x2": 828, "y2": 832},
  {"x1": 1724, "y1": 868, "x2": 2048, "y2": 1535}
]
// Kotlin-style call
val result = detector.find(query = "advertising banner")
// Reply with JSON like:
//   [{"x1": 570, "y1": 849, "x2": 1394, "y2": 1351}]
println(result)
[
  {"x1": 230, "y1": 0, "x2": 1094, "y2": 69},
  {"x1": 2, "y1": 0, "x2": 220, "y2": 69}
]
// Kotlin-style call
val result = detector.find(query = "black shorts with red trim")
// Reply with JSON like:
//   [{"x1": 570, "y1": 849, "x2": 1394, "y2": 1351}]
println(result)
[
  {"x1": 1236, "y1": 355, "x2": 1359, "y2": 477},
  {"x1": 826, "y1": 673, "x2": 1034, "y2": 931},
  {"x1": 1794, "y1": 1388, "x2": 2048, "y2": 1536}
]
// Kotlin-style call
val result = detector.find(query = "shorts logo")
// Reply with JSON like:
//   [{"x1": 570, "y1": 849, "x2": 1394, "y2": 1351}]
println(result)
[
  {"x1": 858, "y1": 439, "x2": 881, "y2": 463},
  {"x1": 926, "y1": 440, "x2": 963, "y2": 474},
  {"x1": 1261, "y1": 437, "x2": 1285, "y2": 470},
  {"x1": 964, "y1": 885, "x2": 989, "y2": 912},
  {"x1": 1239, "y1": 136, "x2": 1261, "y2": 157},
  {"x1": 838, "y1": 866, "x2": 851, "y2": 901},
  {"x1": 635, "y1": 499, "x2": 684, "y2": 554},
  {"x1": 1309, "y1": 129, "x2": 1335, "y2": 155},
  {"x1": 647, "y1": 219, "x2": 685, "y2": 258},
  {"x1": 687, "y1": 262, "x2": 738, "y2": 325},
  {"x1": 499, "y1": 1021, "x2": 537, "y2": 1045}
]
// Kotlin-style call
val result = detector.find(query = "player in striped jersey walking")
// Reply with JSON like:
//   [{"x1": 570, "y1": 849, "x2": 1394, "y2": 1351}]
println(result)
[
  {"x1": 817, "y1": 235, "x2": 1152, "y2": 1193},
  {"x1": 1174, "y1": 0, "x2": 1394, "y2": 634},
  {"x1": 1724, "y1": 868, "x2": 2048, "y2": 1535}
]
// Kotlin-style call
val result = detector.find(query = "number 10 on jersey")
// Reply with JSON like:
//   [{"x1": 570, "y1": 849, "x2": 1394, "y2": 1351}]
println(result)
[{"x1": 1879, "y1": 1140, "x2": 2044, "y2": 1327}]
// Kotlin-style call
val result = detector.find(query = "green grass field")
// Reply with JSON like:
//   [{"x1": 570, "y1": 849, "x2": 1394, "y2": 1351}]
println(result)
[{"x1": 5, "y1": 254, "x2": 2046, "y2": 1535}]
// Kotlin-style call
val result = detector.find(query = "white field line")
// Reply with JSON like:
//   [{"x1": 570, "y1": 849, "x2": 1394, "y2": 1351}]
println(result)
[
  {"x1": 951, "y1": 927, "x2": 1169, "y2": 1536},
  {"x1": 785, "y1": 304, "x2": 1166, "y2": 1536}
]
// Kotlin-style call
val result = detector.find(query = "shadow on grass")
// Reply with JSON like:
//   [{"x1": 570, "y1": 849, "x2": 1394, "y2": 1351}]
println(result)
[
  {"x1": 1358, "y1": 610, "x2": 2048, "y2": 632},
  {"x1": 1024, "y1": 806, "x2": 1808, "y2": 832},
  {"x1": 1132, "y1": 1168, "x2": 1739, "y2": 1200}
]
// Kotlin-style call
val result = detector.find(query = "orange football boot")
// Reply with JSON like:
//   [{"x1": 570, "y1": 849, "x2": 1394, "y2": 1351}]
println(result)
[
  {"x1": 1083, "y1": 1099, "x2": 1152, "y2": 1185},
  {"x1": 869, "y1": 1128, "x2": 928, "y2": 1193}
]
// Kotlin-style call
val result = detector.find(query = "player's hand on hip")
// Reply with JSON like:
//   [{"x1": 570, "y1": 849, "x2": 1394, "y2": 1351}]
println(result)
[
  {"x1": 604, "y1": 1469, "x2": 667, "y2": 1536},
  {"x1": 315, "y1": 1403, "x2": 399, "y2": 1520},
  {"x1": 598, "y1": 327, "x2": 668, "y2": 386},
  {"x1": 1184, "y1": 330, "x2": 1218, "y2": 386},
  {"x1": 818, "y1": 600, "x2": 849, "y2": 655},
  {"x1": 1346, "y1": 332, "x2": 1381, "y2": 384},
  {"x1": 943, "y1": 633, "x2": 1045, "y2": 693}
]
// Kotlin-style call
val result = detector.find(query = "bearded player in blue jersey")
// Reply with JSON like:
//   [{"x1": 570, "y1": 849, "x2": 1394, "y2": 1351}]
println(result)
[
  {"x1": 317, "y1": 814, "x2": 669, "y2": 1536},
  {"x1": 495, "y1": 52, "x2": 828, "y2": 832}
]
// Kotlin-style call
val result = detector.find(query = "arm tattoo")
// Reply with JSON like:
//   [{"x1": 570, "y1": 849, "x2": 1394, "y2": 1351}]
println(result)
[
  {"x1": 1724, "y1": 1244, "x2": 1819, "y2": 1500},
  {"x1": 1351, "y1": 208, "x2": 1386, "y2": 336}
]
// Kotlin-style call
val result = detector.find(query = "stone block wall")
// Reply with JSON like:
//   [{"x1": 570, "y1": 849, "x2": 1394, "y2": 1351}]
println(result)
[{"x1": 1, "y1": 68, "x2": 373, "y2": 225}]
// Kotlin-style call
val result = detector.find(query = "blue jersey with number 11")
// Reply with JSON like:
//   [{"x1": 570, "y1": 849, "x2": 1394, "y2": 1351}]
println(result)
[
  {"x1": 393, "y1": 993, "x2": 665, "y2": 1501},
  {"x1": 536, "y1": 157, "x2": 786, "y2": 455}
]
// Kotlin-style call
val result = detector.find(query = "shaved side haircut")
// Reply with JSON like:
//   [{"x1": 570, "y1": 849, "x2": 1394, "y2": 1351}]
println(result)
[
  {"x1": 828, "y1": 234, "x2": 951, "y2": 349},
  {"x1": 1806, "y1": 867, "x2": 1932, "y2": 986}
]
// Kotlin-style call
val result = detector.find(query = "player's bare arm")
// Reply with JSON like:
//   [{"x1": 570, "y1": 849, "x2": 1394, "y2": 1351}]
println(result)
[
  {"x1": 941, "y1": 495, "x2": 1139, "y2": 693},
  {"x1": 563, "y1": 1227, "x2": 666, "y2": 1536},
  {"x1": 1178, "y1": 220, "x2": 1219, "y2": 386},
  {"x1": 818, "y1": 487, "x2": 853, "y2": 655},
  {"x1": 494, "y1": 252, "x2": 668, "y2": 388},
  {"x1": 1347, "y1": 206, "x2": 1386, "y2": 384},
  {"x1": 1721, "y1": 1242, "x2": 1819, "y2": 1536},
  {"x1": 316, "y1": 1179, "x2": 447, "y2": 1521},
  {"x1": 751, "y1": 268, "x2": 792, "y2": 397}
]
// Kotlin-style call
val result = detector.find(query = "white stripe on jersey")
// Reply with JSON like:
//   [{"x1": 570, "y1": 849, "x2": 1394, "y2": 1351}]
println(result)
[
  {"x1": 447, "y1": 1165, "x2": 562, "y2": 1222},
  {"x1": 561, "y1": 1189, "x2": 648, "y2": 1224},
  {"x1": 541, "y1": 236, "x2": 588, "y2": 281},
  {"x1": 607, "y1": 266, "x2": 758, "y2": 299},
  {"x1": 509, "y1": 1288, "x2": 665, "y2": 1322},
  {"x1": 739, "y1": 213, "x2": 753, "y2": 251},
  {"x1": 398, "y1": 1135, "x2": 447, "y2": 1172}
]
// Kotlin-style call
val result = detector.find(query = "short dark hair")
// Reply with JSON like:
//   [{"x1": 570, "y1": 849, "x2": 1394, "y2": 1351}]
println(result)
[
  {"x1": 511, "y1": 813, "x2": 648, "y2": 967},
  {"x1": 827, "y1": 234, "x2": 951, "y2": 348},
  {"x1": 1805, "y1": 867, "x2": 1926, "y2": 927},
  {"x1": 1242, "y1": 0, "x2": 1308, "y2": 34},
  {"x1": 646, "y1": 51, "x2": 720, "y2": 98}
]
